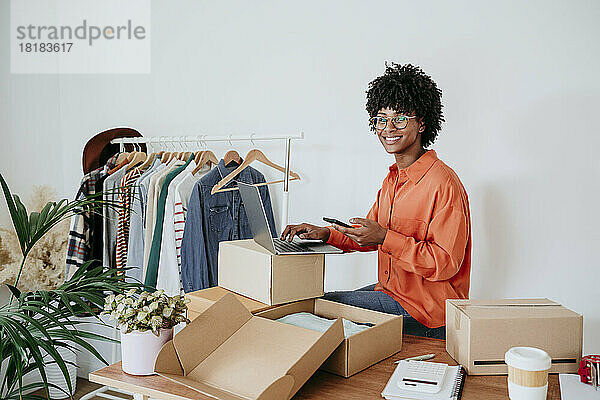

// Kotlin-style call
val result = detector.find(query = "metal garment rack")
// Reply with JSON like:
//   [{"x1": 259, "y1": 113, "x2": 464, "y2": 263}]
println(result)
[
  {"x1": 111, "y1": 133, "x2": 304, "y2": 229},
  {"x1": 80, "y1": 133, "x2": 303, "y2": 400}
]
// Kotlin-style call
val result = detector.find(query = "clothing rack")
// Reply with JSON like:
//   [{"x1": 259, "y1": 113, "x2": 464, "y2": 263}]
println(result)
[{"x1": 110, "y1": 133, "x2": 304, "y2": 232}]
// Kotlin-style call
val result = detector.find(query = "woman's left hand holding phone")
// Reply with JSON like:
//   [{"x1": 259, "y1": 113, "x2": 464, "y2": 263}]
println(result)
[{"x1": 332, "y1": 217, "x2": 387, "y2": 247}]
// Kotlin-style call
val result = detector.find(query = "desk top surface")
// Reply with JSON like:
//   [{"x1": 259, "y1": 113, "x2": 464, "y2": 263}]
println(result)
[{"x1": 90, "y1": 335, "x2": 561, "y2": 400}]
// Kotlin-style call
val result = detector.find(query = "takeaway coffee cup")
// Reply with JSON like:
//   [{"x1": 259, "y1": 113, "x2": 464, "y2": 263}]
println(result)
[{"x1": 504, "y1": 347, "x2": 551, "y2": 400}]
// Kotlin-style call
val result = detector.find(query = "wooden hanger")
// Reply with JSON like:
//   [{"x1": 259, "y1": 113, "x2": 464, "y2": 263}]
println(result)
[
  {"x1": 166, "y1": 152, "x2": 185, "y2": 164},
  {"x1": 211, "y1": 149, "x2": 300, "y2": 195},
  {"x1": 163, "y1": 152, "x2": 177, "y2": 164},
  {"x1": 192, "y1": 150, "x2": 219, "y2": 175},
  {"x1": 116, "y1": 141, "x2": 140, "y2": 164},
  {"x1": 116, "y1": 152, "x2": 130, "y2": 165},
  {"x1": 125, "y1": 151, "x2": 147, "y2": 171},
  {"x1": 223, "y1": 150, "x2": 242, "y2": 166},
  {"x1": 108, "y1": 159, "x2": 129, "y2": 175},
  {"x1": 194, "y1": 150, "x2": 205, "y2": 165},
  {"x1": 110, "y1": 147, "x2": 136, "y2": 174},
  {"x1": 137, "y1": 152, "x2": 156, "y2": 171}
]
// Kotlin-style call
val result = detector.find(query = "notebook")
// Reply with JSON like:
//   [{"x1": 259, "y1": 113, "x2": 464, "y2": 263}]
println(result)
[
  {"x1": 382, "y1": 362, "x2": 466, "y2": 400},
  {"x1": 559, "y1": 373, "x2": 600, "y2": 400}
]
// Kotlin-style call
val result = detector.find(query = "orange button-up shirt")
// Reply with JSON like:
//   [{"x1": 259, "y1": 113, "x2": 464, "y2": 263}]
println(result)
[{"x1": 327, "y1": 150, "x2": 471, "y2": 328}]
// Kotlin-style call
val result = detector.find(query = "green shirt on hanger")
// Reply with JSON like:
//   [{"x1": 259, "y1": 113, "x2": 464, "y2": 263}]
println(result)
[{"x1": 144, "y1": 155, "x2": 195, "y2": 289}]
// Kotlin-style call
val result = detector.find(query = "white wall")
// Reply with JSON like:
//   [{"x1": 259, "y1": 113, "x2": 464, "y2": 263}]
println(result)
[{"x1": 1, "y1": 0, "x2": 599, "y2": 367}]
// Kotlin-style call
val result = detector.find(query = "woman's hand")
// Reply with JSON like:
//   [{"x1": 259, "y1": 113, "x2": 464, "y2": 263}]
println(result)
[
  {"x1": 332, "y1": 217, "x2": 387, "y2": 247},
  {"x1": 280, "y1": 223, "x2": 331, "y2": 242}
]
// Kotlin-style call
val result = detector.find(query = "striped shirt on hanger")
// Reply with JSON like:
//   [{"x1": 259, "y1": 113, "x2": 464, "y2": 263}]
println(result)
[{"x1": 115, "y1": 168, "x2": 142, "y2": 274}]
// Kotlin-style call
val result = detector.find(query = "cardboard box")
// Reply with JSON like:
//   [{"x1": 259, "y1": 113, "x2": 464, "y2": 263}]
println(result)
[
  {"x1": 256, "y1": 298, "x2": 403, "y2": 377},
  {"x1": 446, "y1": 298, "x2": 583, "y2": 375},
  {"x1": 218, "y1": 239, "x2": 325, "y2": 305},
  {"x1": 155, "y1": 293, "x2": 344, "y2": 400},
  {"x1": 186, "y1": 286, "x2": 273, "y2": 321}
]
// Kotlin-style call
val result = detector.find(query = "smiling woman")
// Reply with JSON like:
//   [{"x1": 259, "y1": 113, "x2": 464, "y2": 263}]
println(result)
[
  {"x1": 281, "y1": 63, "x2": 471, "y2": 339},
  {"x1": 371, "y1": 109, "x2": 424, "y2": 163}
]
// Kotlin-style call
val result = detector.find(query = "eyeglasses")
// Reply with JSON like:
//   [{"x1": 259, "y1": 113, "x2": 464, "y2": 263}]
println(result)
[{"x1": 369, "y1": 115, "x2": 417, "y2": 131}]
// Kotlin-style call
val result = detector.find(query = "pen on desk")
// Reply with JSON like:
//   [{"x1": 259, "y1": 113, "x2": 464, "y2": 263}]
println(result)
[{"x1": 395, "y1": 353, "x2": 436, "y2": 363}]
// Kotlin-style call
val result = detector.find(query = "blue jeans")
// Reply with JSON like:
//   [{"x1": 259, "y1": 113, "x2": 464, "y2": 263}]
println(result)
[{"x1": 322, "y1": 284, "x2": 446, "y2": 339}]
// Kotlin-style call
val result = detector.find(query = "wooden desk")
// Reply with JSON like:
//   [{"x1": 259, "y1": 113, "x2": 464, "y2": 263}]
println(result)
[{"x1": 90, "y1": 335, "x2": 561, "y2": 399}]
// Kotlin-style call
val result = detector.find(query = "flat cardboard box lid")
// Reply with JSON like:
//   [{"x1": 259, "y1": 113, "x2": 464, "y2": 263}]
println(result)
[
  {"x1": 449, "y1": 298, "x2": 581, "y2": 320},
  {"x1": 186, "y1": 286, "x2": 272, "y2": 314},
  {"x1": 155, "y1": 294, "x2": 344, "y2": 400},
  {"x1": 222, "y1": 238, "x2": 272, "y2": 255}
]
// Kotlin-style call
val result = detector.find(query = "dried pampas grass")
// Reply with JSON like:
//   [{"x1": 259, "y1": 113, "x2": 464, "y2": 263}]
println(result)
[{"x1": 0, "y1": 186, "x2": 69, "y2": 291}]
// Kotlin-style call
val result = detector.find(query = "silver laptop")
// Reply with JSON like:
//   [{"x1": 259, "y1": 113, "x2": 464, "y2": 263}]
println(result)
[{"x1": 238, "y1": 182, "x2": 343, "y2": 255}]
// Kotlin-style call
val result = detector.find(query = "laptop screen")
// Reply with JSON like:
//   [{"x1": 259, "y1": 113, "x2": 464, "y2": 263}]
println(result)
[{"x1": 238, "y1": 182, "x2": 277, "y2": 253}]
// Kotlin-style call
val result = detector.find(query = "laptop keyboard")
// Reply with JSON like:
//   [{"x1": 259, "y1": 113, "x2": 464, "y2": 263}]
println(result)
[{"x1": 273, "y1": 239, "x2": 315, "y2": 253}]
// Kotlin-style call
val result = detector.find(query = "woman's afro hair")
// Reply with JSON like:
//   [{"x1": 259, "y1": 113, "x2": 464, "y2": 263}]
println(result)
[{"x1": 366, "y1": 63, "x2": 444, "y2": 148}]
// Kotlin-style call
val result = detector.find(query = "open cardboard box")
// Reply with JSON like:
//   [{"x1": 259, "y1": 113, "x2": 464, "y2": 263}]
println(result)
[
  {"x1": 186, "y1": 286, "x2": 273, "y2": 321},
  {"x1": 155, "y1": 293, "x2": 344, "y2": 400},
  {"x1": 218, "y1": 239, "x2": 325, "y2": 305},
  {"x1": 446, "y1": 298, "x2": 583, "y2": 375},
  {"x1": 256, "y1": 298, "x2": 403, "y2": 377}
]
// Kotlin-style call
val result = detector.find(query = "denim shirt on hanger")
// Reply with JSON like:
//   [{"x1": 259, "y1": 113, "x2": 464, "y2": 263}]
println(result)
[{"x1": 180, "y1": 159, "x2": 277, "y2": 292}]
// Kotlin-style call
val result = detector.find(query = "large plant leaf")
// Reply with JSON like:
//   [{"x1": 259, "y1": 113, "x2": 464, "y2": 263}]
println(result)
[
  {"x1": 5, "y1": 284, "x2": 21, "y2": 300},
  {"x1": 12, "y1": 194, "x2": 31, "y2": 253},
  {"x1": 0, "y1": 173, "x2": 29, "y2": 255},
  {"x1": 3, "y1": 380, "x2": 70, "y2": 400},
  {"x1": 0, "y1": 317, "x2": 36, "y2": 397},
  {"x1": 50, "y1": 330, "x2": 113, "y2": 366},
  {"x1": 35, "y1": 202, "x2": 53, "y2": 233}
]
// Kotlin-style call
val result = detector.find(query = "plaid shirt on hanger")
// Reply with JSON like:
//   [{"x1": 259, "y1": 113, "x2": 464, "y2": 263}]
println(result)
[{"x1": 65, "y1": 154, "x2": 119, "y2": 279}]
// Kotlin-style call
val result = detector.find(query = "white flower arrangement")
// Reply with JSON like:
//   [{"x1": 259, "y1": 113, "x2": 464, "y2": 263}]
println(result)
[{"x1": 103, "y1": 289, "x2": 190, "y2": 335}]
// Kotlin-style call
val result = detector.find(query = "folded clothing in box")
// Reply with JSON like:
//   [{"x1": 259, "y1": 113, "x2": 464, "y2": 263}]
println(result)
[
  {"x1": 277, "y1": 312, "x2": 372, "y2": 338},
  {"x1": 257, "y1": 298, "x2": 403, "y2": 378}
]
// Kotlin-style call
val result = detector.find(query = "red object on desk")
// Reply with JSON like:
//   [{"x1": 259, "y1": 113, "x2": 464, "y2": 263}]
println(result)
[{"x1": 578, "y1": 355, "x2": 600, "y2": 385}]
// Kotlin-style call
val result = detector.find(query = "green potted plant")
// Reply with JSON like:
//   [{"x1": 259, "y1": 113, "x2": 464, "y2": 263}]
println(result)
[
  {"x1": 102, "y1": 288, "x2": 189, "y2": 375},
  {"x1": 0, "y1": 172, "x2": 140, "y2": 399}
]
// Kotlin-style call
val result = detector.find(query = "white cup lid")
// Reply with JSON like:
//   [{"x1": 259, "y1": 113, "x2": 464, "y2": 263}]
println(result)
[{"x1": 505, "y1": 347, "x2": 551, "y2": 371}]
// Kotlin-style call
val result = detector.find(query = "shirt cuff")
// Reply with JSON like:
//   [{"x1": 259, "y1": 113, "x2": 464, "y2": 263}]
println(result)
[
  {"x1": 326, "y1": 226, "x2": 345, "y2": 247},
  {"x1": 380, "y1": 229, "x2": 409, "y2": 258}
]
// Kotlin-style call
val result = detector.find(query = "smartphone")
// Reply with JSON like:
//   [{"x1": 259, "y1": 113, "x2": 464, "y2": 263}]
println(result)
[{"x1": 323, "y1": 217, "x2": 353, "y2": 228}]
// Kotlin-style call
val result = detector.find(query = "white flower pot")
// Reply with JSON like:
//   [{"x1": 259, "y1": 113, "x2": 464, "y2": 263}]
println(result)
[
  {"x1": 120, "y1": 328, "x2": 173, "y2": 375},
  {"x1": 43, "y1": 347, "x2": 77, "y2": 399}
]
